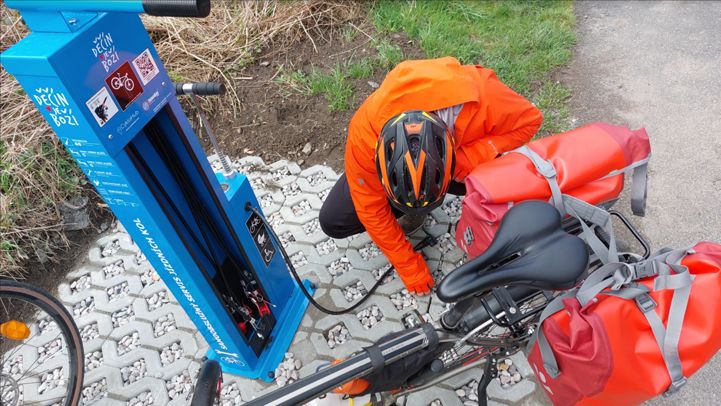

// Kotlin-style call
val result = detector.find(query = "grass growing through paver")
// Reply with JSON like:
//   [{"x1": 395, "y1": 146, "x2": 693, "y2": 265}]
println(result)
[{"x1": 373, "y1": 0, "x2": 576, "y2": 135}]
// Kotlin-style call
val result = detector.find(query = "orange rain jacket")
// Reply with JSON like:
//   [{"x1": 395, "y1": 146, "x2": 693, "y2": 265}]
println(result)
[{"x1": 345, "y1": 57, "x2": 543, "y2": 284}]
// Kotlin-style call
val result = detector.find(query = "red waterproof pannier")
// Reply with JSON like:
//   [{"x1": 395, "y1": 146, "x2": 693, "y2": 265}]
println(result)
[
  {"x1": 456, "y1": 123, "x2": 651, "y2": 257},
  {"x1": 526, "y1": 242, "x2": 721, "y2": 405}
]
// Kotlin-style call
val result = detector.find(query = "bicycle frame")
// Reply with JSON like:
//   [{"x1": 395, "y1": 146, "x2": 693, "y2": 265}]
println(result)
[
  {"x1": 240, "y1": 210, "x2": 650, "y2": 405},
  {"x1": 244, "y1": 286, "x2": 547, "y2": 406}
]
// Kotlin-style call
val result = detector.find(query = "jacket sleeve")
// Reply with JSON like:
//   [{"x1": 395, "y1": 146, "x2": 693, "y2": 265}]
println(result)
[
  {"x1": 344, "y1": 109, "x2": 428, "y2": 279},
  {"x1": 455, "y1": 72, "x2": 543, "y2": 178}
]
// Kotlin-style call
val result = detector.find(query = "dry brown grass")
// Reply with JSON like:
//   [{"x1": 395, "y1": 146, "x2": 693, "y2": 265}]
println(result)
[
  {"x1": 0, "y1": 1, "x2": 362, "y2": 278},
  {"x1": 144, "y1": 0, "x2": 363, "y2": 115},
  {"x1": 1, "y1": 7, "x2": 92, "y2": 279}
]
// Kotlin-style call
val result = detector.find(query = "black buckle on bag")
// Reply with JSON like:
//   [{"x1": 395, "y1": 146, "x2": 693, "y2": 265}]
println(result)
[{"x1": 635, "y1": 293, "x2": 657, "y2": 313}]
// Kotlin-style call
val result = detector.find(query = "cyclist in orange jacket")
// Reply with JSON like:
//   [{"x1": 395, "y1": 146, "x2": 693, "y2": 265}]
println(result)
[{"x1": 319, "y1": 57, "x2": 542, "y2": 295}]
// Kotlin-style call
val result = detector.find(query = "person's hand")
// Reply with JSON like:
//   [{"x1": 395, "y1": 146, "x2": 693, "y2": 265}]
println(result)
[{"x1": 398, "y1": 266, "x2": 435, "y2": 296}]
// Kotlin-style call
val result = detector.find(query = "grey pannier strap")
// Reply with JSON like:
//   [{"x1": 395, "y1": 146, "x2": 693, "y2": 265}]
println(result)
[
  {"x1": 600, "y1": 156, "x2": 650, "y2": 217},
  {"x1": 563, "y1": 195, "x2": 620, "y2": 264},
  {"x1": 511, "y1": 145, "x2": 649, "y2": 217},
  {"x1": 533, "y1": 248, "x2": 693, "y2": 395},
  {"x1": 575, "y1": 262, "x2": 634, "y2": 306},
  {"x1": 631, "y1": 160, "x2": 648, "y2": 216},
  {"x1": 656, "y1": 248, "x2": 695, "y2": 396},
  {"x1": 510, "y1": 146, "x2": 621, "y2": 264},
  {"x1": 513, "y1": 146, "x2": 565, "y2": 211}
]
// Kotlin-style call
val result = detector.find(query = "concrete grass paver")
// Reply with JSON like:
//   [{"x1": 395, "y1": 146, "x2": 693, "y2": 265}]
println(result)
[{"x1": 13, "y1": 156, "x2": 537, "y2": 405}]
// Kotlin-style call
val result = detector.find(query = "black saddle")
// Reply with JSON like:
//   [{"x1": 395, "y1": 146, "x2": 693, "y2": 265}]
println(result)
[{"x1": 437, "y1": 201, "x2": 589, "y2": 303}]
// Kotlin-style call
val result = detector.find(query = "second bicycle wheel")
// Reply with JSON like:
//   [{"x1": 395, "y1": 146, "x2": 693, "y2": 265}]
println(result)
[{"x1": 0, "y1": 279, "x2": 84, "y2": 406}]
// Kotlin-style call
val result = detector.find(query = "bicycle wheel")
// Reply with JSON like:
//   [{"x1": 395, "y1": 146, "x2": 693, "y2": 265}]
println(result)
[
  {"x1": 190, "y1": 359, "x2": 222, "y2": 406},
  {"x1": 0, "y1": 279, "x2": 84, "y2": 406}
]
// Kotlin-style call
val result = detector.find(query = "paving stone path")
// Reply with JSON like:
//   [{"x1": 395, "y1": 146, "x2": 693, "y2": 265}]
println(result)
[{"x1": 7, "y1": 156, "x2": 539, "y2": 405}]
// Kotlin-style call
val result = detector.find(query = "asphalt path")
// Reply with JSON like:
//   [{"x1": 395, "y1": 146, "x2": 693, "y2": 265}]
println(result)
[{"x1": 564, "y1": 1, "x2": 721, "y2": 404}]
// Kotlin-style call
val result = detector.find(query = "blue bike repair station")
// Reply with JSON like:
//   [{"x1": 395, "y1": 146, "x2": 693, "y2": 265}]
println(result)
[{"x1": 1, "y1": 0, "x2": 313, "y2": 381}]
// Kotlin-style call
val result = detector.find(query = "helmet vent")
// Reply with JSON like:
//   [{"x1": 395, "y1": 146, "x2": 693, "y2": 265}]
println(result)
[{"x1": 408, "y1": 136, "x2": 421, "y2": 159}]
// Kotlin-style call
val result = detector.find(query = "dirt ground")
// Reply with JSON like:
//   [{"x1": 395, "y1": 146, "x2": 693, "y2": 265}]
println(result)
[{"x1": 209, "y1": 24, "x2": 424, "y2": 172}]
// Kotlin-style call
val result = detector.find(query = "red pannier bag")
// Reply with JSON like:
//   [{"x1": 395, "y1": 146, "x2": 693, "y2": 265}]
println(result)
[
  {"x1": 456, "y1": 123, "x2": 651, "y2": 257},
  {"x1": 526, "y1": 242, "x2": 721, "y2": 405}
]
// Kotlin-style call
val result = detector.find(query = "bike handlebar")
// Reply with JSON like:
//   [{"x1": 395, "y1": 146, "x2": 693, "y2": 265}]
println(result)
[
  {"x1": 174, "y1": 82, "x2": 225, "y2": 96},
  {"x1": 244, "y1": 324, "x2": 439, "y2": 406},
  {"x1": 142, "y1": 0, "x2": 210, "y2": 17}
]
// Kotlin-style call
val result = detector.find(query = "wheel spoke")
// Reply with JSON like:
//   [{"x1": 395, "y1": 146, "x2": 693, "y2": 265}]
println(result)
[{"x1": 4, "y1": 330, "x2": 63, "y2": 369}]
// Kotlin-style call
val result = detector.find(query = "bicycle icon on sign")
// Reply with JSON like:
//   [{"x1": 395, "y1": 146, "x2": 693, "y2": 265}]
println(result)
[{"x1": 110, "y1": 72, "x2": 135, "y2": 92}]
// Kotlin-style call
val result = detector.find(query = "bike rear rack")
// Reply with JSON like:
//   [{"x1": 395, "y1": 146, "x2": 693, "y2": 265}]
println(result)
[{"x1": 562, "y1": 209, "x2": 651, "y2": 261}]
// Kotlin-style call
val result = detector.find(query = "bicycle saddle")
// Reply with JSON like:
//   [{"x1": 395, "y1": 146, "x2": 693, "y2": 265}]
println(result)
[{"x1": 437, "y1": 201, "x2": 589, "y2": 302}]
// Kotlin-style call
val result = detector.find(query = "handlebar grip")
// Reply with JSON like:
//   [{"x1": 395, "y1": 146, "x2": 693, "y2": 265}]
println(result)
[
  {"x1": 142, "y1": 0, "x2": 210, "y2": 17},
  {"x1": 174, "y1": 82, "x2": 226, "y2": 96}
]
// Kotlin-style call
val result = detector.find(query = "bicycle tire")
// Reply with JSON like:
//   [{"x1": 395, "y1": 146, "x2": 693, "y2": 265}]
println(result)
[
  {"x1": 0, "y1": 279, "x2": 84, "y2": 406},
  {"x1": 190, "y1": 359, "x2": 222, "y2": 406}
]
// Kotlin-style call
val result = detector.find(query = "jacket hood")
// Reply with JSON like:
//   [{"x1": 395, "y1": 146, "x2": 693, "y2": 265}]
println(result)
[{"x1": 368, "y1": 56, "x2": 481, "y2": 132}]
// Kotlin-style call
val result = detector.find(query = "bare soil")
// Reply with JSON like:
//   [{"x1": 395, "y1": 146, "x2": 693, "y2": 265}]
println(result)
[{"x1": 209, "y1": 25, "x2": 424, "y2": 172}]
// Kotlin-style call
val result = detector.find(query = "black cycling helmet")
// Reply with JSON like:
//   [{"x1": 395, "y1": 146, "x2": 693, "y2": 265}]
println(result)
[{"x1": 375, "y1": 110, "x2": 455, "y2": 215}]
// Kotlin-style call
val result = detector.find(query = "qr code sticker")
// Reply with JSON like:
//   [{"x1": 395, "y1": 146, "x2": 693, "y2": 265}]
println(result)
[{"x1": 132, "y1": 49, "x2": 159, "y2": 85}]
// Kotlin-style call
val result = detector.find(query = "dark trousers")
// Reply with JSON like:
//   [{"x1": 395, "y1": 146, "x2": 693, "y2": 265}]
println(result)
[{"x1": 319, "y1": 174, "x2": 466, "y2": 239}]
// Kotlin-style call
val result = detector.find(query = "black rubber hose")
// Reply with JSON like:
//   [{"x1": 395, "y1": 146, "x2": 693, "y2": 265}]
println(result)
[
  {"x1": 248, "y1": 205, "x2": 398, "y2": 315},
  {"x1": 175, "y1": 82, "x2": 226, "y2": 96},
  {"x1": 142, "y1": 0, "x2": 210, "y2": 17}
]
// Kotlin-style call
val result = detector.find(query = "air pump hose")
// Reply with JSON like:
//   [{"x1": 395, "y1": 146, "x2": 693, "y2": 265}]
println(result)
[{"x1": 248, "y1": 205, "x2": 435, "y2": 315}]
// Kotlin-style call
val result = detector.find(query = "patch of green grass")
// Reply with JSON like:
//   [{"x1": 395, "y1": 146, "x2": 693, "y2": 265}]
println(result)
[
  {"x1": 346, "y1": 59, "x2": 375, "y2": 79},
  {"x1": 40, "y1": 141, "x2": 84, "y2": 193},
  {"x1": 167, "y1": 71, "x2": 184, "y2": 83},
  {"x1": 535, "y1": 80, "x2": 572, "y2": 135},
  {"x1": 275, "y1": 45, "x2": 406, "y2": 112},
  {"x1": 374, "y1": 39, "x2": 404, "y2": 70},
  {"x1": 275, "y1": 69, "x2": 311, "y2": 96},
  {"x1": 307, "y1": 66, "x2": 354, "y2": 112},
  {"x1": 373, "y1": 0, "x2": 576, "y2": 134},
  {"x1": 0, "y1": 240, "x2": 18, "y2": 266},
  {"x1": 275, "y1": 65, "x2": 354, "y2": 112}
]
